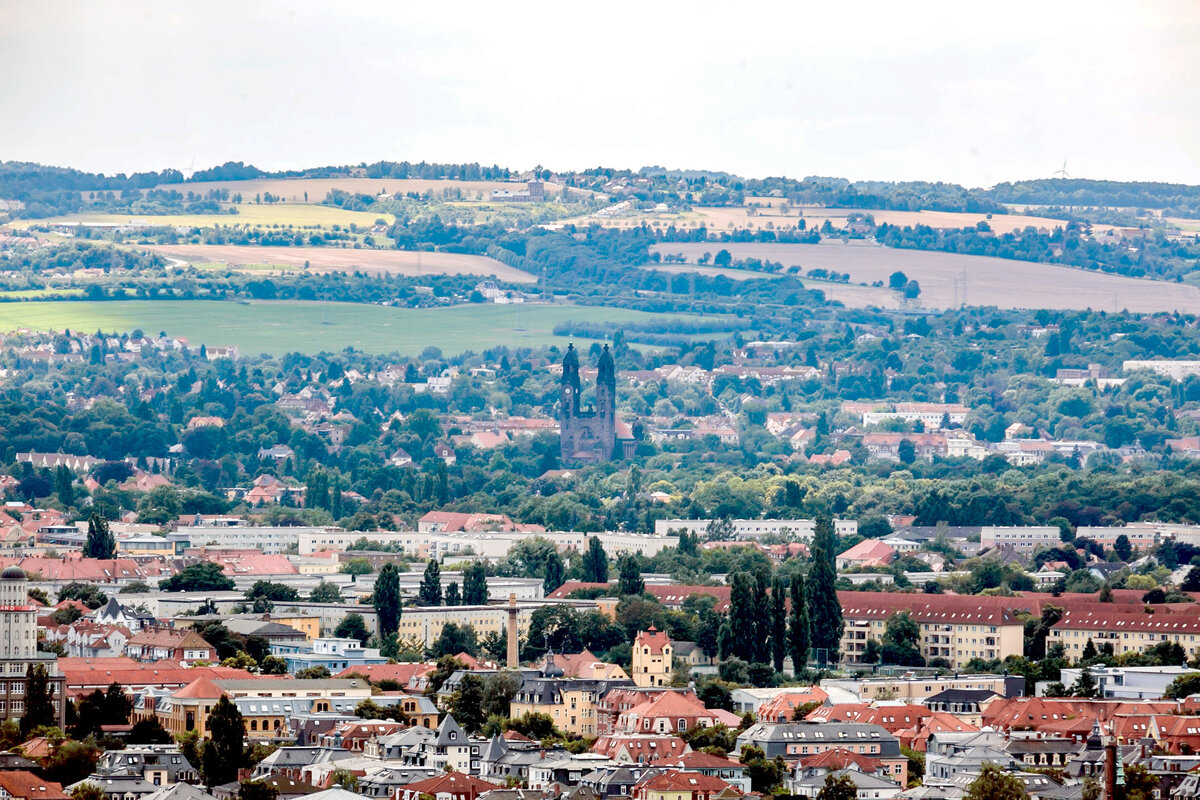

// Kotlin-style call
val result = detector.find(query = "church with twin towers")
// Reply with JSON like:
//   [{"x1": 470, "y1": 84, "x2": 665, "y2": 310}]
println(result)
[{"x1": 559, "y1": 343, "x2": 635, "y2": 463}]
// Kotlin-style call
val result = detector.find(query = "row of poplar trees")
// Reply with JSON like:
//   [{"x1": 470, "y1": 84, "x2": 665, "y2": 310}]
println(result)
[{"x1": 719, "y1": 520, "x2": 844, "y2": 670}]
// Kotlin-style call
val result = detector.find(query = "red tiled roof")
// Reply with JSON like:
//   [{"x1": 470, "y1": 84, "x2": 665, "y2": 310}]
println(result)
[
  {"x1": 0, "y1": 771, "x2": 69, "y2": 800},
  {"x1": 799, "y1": 748, "x2": 882, "y2": 772},
  {"x1": 650, "y1": 751, "x2": 742, "y2": 769},
  {"x1": 126, "y1": 629, "x2": 212, "y2": 650},
  {"x1": 337, "y1": 663, "x2": 435, "y2": 685},
  {"x1": 635, "y1": 627, "x2": 671, "y2": 655},
  {"x1": 10, "y1": 557, "x2": 170, "y2": 582},
  {"x1": 173, "y1": 677, "x2": 225, "y2": 699},
  {"x1": 400, "y1": 772, "x2": 500, "y2": 798},
  {"x1": 593, "y1": 735, "x2": 690, "y2": 761},
  {"x1": 837, "y1": 539, "x2": 896, "y2": 564},
  {"x1": 636, "y1": 770, "x2": 731, "y2": 793},
  {"x1": 757, "y1": 689, "x2": 829, "y2": 723},
  {"x1": 61, "y1": 663, "x2": 254, "y2": 696},
  {"x1": 200, "y1": 552, "x2": 298, "y2": 576},
  {"x1": 1053, "y1": 609, "x2": 1200, "y2": 634}
]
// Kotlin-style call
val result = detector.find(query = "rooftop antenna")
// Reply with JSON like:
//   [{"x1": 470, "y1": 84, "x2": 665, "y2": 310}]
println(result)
[{"x1": 1054, "y1": 160, "x2": 1071, "y2": 180}]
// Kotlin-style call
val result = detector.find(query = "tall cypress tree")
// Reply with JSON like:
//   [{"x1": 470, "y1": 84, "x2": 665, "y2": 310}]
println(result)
[
  {"x1": 202, "y1": 696, "x2": 245, "y2": 787},
  {"x1": 771, "y1": 576, "x2": 787, "y2": 672},
  {"x1": 84, "y1": 513, "x2": 115, "y2": 560},
  {"x1": 445, "y1": 582, "x2": 460, "y2": 606},
  {"x1": 543, "y1": 551, "x2": 566, "y2": 595},
  {"x1": 618, "y1": 555, "x2": 644, "y2": 595},
  {"x1": 21, "y1": 664, "x2": 56, "y2": 735},
  {"x1": 807, "y1": 545, "x2": 843, "y2": 664},
  {"x1": 753, "y1": 570, "x2": 772, "y2": 664},
  {"x1": 374, "y1": 562, "x2": 402, "y2": 636},
  {"x1": 418, "y1": 560, "x2": 442, "y2": 606},
  {"x1": 581, "y1": 537, "x2": 609, "y2": 583},
  {"x1": 728, "y1": 573, "x2": 755, "y2": 661},
  {"x1": 813, "y1": 515, "x2": 836, "y2": 569},
  {"x1": 462, "y1": 561, "x2": 489, "y2": 605},
  {"x1": 789, "y1": 572, "x2": 811, "y2": 673}
]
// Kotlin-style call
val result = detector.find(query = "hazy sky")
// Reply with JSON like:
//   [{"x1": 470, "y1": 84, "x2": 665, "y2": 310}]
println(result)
[{"x1": 3, "y1": 0, "x2": 1199, "y2": 187}]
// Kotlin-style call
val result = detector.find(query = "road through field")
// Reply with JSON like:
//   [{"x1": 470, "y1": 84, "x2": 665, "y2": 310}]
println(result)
[
  {"x1": 145, "y1": 244, "x2": 536, "y2": 283},
  {"x1": 650, "y1": 241, "x2": 1200, "y2": 313}
]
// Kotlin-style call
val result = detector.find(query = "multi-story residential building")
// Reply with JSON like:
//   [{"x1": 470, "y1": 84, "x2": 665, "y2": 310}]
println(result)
[
  {"x1": 134, "y1": 676, "x2": 372, "y2": 738},
  {"x1": 979, "y1": 526, "x2": 1060, "y2": 553},
  {"x1": 1076, "y1": 525, "x2": 1161, "y2": 552},
  {"x1": 652, "y1": 518, "x2": 857, "y2": 540},
  {"x1": 1049, "y1": 610, "x2": 1200, "y2": 661},
  {"x1": 0, "y1": 566, "x2": 66, "y2": 727},
  {"x1": 92, "y1": 745, "x2": 199, "y2": 786},
  {"x1": 736, "y1": 722, "x2": 907, "y2": 785},
  {"x1": 839, "y1": 594, "x2": 1024, "y2": 669},
  {"x1": 269, "y1": 637, "x2": 389, "y2": 674},
  {"x1": 631, "y1": 628, "x2": 672, "y2": 688},
  {"x1": 510, "y1": 659, "x2": 632, "y2": 737},
  {"x1": 596, "y1": 687, "x2": 699, "y2": 736},
  {"x1": 124, "y1": 629, "x2": 217, "y2": 665},
  {"x1": 821, "y1": 674, "x2": 1024, "y2": 703},
  {"x1": 175, "y1": 525, "x2": 680, "y2": 559},
  {"x1": 859, "y1": 402, "x2": 970, "y2": 429},
  {"x1": 1123, "y1": 360, "x2": 1200, "y2": 381},
  {"x1": 1054, "y1": 666, "x2": 1194, "y2": 700},
  {"x1": 415, "y1": 715, "x2": 482, "y2": 774},
  {"x1": 860, "y1": 433, "x2": 947, "y2": 461}
]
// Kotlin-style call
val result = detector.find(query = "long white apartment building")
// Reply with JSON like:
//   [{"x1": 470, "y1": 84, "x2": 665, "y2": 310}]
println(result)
[
  {"x1": 1123, "y1": 360, "x2": 1200, "y2": 381},
  {"x1": 653, "y1": 517, "x2": 858, "y2": 540},
  {"x1": 861, "y1": 402, "x2": 970, "y2": 428},
  {"x1": 978, "y1": 526, "x2": 1060, "y2": 553},
  {"x1": 169, "y1": 526, "x2": 676, "y2": 558}
]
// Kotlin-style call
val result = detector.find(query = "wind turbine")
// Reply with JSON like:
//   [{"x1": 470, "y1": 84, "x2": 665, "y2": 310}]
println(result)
[
  {"x1": 1054, "y1": 159, "x2": 1071, "y2": 180},
  {"x1": 182, "y1": 156, "x2": 196, "y2": 181}
]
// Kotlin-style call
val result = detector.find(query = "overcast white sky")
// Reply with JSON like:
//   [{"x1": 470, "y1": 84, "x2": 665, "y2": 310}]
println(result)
[{"x1": 3, "y1": 0, "x2": 1199, "y2": 187}]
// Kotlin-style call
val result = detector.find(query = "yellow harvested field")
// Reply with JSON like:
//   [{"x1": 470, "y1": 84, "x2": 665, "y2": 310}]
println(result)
[
  {"x1": 583, "y1": 206, "x2": 1108, "y2": 236},
  {"x1": 153, "y1": 177, "x2": 578, "y2": 202},
  {"x1": 650, "y1": 241, "x2": 1200, "y2": 313},
  {"x1": 1166, "y1": 217, "x2": 1200, "y2": 233},
  {"x1": 144, "y1": 244, "x2": 536, "y2": 283},
  {"x1": 11, "y1": 204, "x2": 392, "y2": 229}
]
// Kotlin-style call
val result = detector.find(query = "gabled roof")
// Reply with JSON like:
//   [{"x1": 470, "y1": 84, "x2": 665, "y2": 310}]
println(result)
[
  {"x1": 799, "y1": 747, "x2": 881, "y2": 772},
  {"x1": 0, "y1": 771, "x2": 69, "y2": 800},
  {"x1": 173, "y1": 676, "x2": 225, "y2": 699},
  {"x1": 636, "y1": 770, "x2": 731, "y2": 793},
  {"x1": 399, "y1": 772, "x2": 500, "y2": 796},
  {"x1": 433, "y1": 714, "x2": 467, "y2": 746},
  {"x1": 634, "y1": 627, "x2": 671, "y2": 655},
  {"x1": 140, "y1": 782, "x2": 218, "y2": 800},
  {"x1": 649, "y1": 751, "x2": 742, "y2": 770}
]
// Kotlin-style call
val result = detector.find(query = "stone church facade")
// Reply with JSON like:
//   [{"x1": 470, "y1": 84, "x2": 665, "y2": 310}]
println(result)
[{"x1": 560, "y1": 344, "x2": 633, "y2": 463}]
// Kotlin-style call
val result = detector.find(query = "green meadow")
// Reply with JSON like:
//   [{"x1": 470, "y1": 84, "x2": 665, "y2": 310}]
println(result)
[{"x1": 0, "y1": 300, "x2": 726, "y2": 357}]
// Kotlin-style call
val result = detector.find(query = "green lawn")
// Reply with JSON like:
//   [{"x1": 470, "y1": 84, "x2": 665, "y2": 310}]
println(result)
[{"x1": 0, "y1": 300, "x2": 725, "y2": 357}]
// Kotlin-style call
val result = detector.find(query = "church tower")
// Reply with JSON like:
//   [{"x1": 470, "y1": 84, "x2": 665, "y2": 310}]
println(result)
[
  {"x1": 559, "y1": 343, "x2": 620, "y2": 463},
  {"x1": 596, "y1": 344, "x2": 616, "y2": 455},
  {"x1": 561, "y1": 342, "x2": 581, "y2": 416}
]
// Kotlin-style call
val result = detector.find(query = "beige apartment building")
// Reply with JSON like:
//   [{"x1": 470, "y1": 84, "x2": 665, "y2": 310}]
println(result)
[
  {"x1": 1049, "y1": 610, "x2": 1200, "y2": 659},
  {"x1": 839, "y1": 595, "x2": 1024, "y2": 669}
]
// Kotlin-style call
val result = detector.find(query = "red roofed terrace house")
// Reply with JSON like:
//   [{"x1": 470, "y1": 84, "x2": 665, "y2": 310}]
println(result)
[{"x1": 124, "y1": 629, "x2": 217, "y2": 666}]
